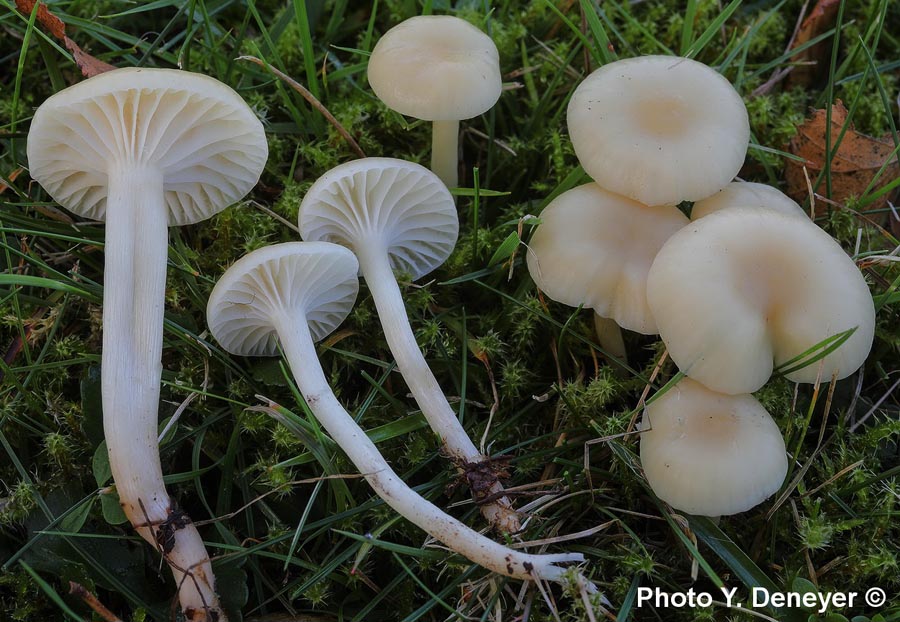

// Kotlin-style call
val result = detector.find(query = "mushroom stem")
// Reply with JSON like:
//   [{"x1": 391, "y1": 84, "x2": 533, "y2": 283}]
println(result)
[
  {"x1": 272, "y1": 311, "x2": 585, "y2": 584},
  {"x1": 431, "y1": 120, "x2": 460, "y2": 188},
  {"x1": 103, "y1": 168, "x2": 223, "y2": 621},
  {"x1": 356, "y1": 245, "x2": 520, "y2": 532},
  {"x1": 593, "y1": 315, "x2": 628, "y2": 368}
]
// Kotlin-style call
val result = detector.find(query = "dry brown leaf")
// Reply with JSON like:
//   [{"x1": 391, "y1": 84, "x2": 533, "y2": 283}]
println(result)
[
  {"x1": 784, "y1": 100, "x2": 900, "y2": 217},
  {"x1": 14, "y1": 0, "x2": 65, "y2": 39},
  {"x1": 64, "y1": 37, "x2": 117, "y2": 77},
  {"x1": 15, "y1": 0, "x2": 115, "y2": 78},
  {"x1": 786, "y1": 0, "x2": 840, "y2": 88},
  {"x1": 0, "y1": 168, "x2": 23, "y2": 194}
]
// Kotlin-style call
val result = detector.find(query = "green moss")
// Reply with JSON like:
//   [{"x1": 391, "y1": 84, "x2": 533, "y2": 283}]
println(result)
[
  {"x1": 253, "y1": 457, "x2": 294, "y2": 495},
  {"x1": 835, "y1": 73, "x2": 899, "y2": 136},
  {"x1": 746, "y1": 10, "x2": 789, "y2": 61},
  {"x1": 0, "y1": 481, "x2": 37, "y2": 525},
  {"x1": 798, "y1": 502, "x2": 835, "y2": 550},
  {"x1": 41, "y1": 432, "x2": 75, "y2": 468},
  {"x1": 560, "y1": 369, "x2": 624, "y2": 425},
  {"x1": 0, "y1": 569, "x2": 48, "y2": 621},
  {"x1": 239, "y1": 408, "x2": 276, "y2": 436},
  {"x1": 620, "y1": 546, "x2": 656, "y2": 576},
  {"x1": 302, "y1": 578, "x2": 333, "y2": 607},
  {"x1": 499, "y1": 359, "x2": 532, "y2": 399},
  {"x1": 755, "y1": 377, "x2": 795, "y2": 422},
  {"x1": 864, "y1": 543, "x2": 899, "y2": 580}
]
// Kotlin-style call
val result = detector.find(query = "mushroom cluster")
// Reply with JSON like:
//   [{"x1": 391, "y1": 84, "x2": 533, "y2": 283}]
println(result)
[
  {"x1": 22, "y1": 7, "x2": 881, "y2": 619},
  {"x1": 26, "y1": 15, "x2": 603, "y2": 617},
  {"x1": 201, "y1": 15, "x2": 602, "y2": 596},
  {"x1": 207, "y1": 241, "x2": 584, "y2": 586},
  {"x1": 527, "y1": 55, "x2": 876, "y2": 517},
  {"x1": 208, "y1": 155, "x2": 597, "y2": 590}
]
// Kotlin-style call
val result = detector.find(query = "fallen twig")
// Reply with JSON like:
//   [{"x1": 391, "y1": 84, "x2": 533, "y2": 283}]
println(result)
[{"x1": 237, "y1": 55, "x2": 366, "y2": 159}]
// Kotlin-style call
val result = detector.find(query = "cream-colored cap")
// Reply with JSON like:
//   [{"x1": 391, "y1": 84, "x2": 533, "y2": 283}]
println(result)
[
  {"x1": 640, "y1": 378, "x2": 788, "y2": 516},
  {"x1": 647, "y1": 208, "x2": 875, "y2": 394},
  {"x1": 692, "y1": 181, "x2": 806, "y2": 220},
  {"x1": 567, "y1": 56, "x2": 749, "y2": 206},
  {"x1": 526, "y1": 183, "x2": 688, "y2": 334},
  {"x1": 367, "y1": 16, "x2": 502, "y2": 121}
]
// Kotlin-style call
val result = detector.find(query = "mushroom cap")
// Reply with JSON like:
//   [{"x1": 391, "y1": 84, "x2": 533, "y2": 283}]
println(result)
[
  {"x1": 526, "y1": 183, "x2": 688, "y2": 334},
  {"x1": 646, "y1": 208, "x2": 875, "y2": 394},
  {"x1": 367, "y1": 16, "x2": 502, "y2": 121},
  {"x1": 567, "y1": 56, "x2": 749, "y2": 206},
  {"x1": 692, "y1": 181, "x2": 806, "y2": 220},
  {"x1": 640, "y1": 378, "x2": 788, "y2": 516},
  {"x1": 298, "y1": 158, "x2": 458, "y2": 281},
  {"x1": 27, "y1": 67, "x2": 268, "y2": 226},
  {"x1": 207, "y1": 242, "x2": 359, "y2": 357}
]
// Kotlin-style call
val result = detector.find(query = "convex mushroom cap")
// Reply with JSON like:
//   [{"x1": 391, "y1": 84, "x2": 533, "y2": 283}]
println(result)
[
  {"x1": 28, "y1": 67, "x2": 268, "y2": 224},
  {"x1": 367, "y1": 15, "x2": 502, "y2": 188},
  {"x1": 567, "y1": 56, "x2": 749, "y2": 206},
  {"x1": 692, "y1": 181, "x2": 806, "y2": 221},
  {"x1": 368, "y1": 15, "x2": 502, "y2": 122},
  {"x1": 647, "y1": 208, "x2": 875, "y2": 394},
  {"x1": 640, "y1": 378, "x2": 788, "y2": 516},
  {"x1": 526, "y1": 183, "x2": 688, "y2": 334},
  {"x1": 207, "y1": 242, "x2": 359, "y2": 357}
]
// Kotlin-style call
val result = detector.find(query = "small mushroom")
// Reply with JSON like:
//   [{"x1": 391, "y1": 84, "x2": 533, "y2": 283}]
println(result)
[
  {"x1": 207, "y1": 242, "x2": 590, "y2": 586},
  {"x1": 640, "y1": 378, "x2": 788, "y2": 516},
  {"x1": 526, "y1": 183, "x2": 688, "y2": 355},
  {"x1": 368, "y1": 16, "x2": 502, "y2": 188},
  {"x1": 567, "y1": 56, "x2": 750, "y2": 206},
  {"x1": 298, "y1": 158, "x2": 519, "y2": 532},
  {"x1": 646, "y1": 208, "x2": 875, "y2": 395},
  {"x1": 28, "y1": 67, "x2": 268, "y2": 621},
  {"x1": 691, "y1": 181, "x2": 806, "y2": 220}
]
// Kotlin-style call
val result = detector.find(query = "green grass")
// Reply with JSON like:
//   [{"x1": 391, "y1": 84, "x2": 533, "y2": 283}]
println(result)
[{"x1": 0, "y1": 0, "x2": 898, "y2": 620}]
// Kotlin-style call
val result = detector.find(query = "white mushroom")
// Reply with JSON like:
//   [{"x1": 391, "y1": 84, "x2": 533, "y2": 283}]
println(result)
[
  {"x1": 567, "y1": 56, "x2": 750, "y2": 206},
  {"x1": 640, "y1": 378, "x2": 788, "y2": 516},
  {"x1": 691, "y1": 181, "x2": 806, "y2": 220},
  {"x1": 368, "y1": 16, "x2": 502, "y2": 188},
  {"x1": 28, "y1": 67, "x2": 268, "y2": 622},
  {"x1": 298, "y1": 158, "x2": 519, "y2": 532},
  {"x1": 646, "y1": 208, "x2": 875, "y2": 395},
  {"x1": 526, "y1": 183, "x2": 688, "y2": 343},
  {"x1": 206, "y1": 242, "x2": 591, "y2": 587}
]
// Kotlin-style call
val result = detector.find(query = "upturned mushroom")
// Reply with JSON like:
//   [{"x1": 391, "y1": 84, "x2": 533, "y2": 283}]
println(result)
[
  {"x1": 298, "y1": 157, "x2": 519, "y2": 532},
  {"x1": 646, "y1": 208, "x2": 875, "y2": 395},
  {"x1": 567, "y1": 56, "x2": 750, "y2": 206},
  {"x1": 640, "y1": 378, "x2": 788, "y2": 516},
  {"x1": 691, "y1": 181, "x2": 806, "y2": 220},
  {"x1": 206, "y1": 242, "x2": 590, "y2": 586},
  {"x1": 526, "y1": 183, "x2": 688, "y2": 355},
  {"x1": 367, "y1": 16, "x2": 502, "y2": 188},
  {"x1": 28, "y1": 67, "x2": 268, "y2": 621}
]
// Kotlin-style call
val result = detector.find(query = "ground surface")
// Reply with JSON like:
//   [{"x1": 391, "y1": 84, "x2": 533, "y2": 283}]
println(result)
[{"x1": 0, "y1": 0, "x2": 898, "y2": 621}]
